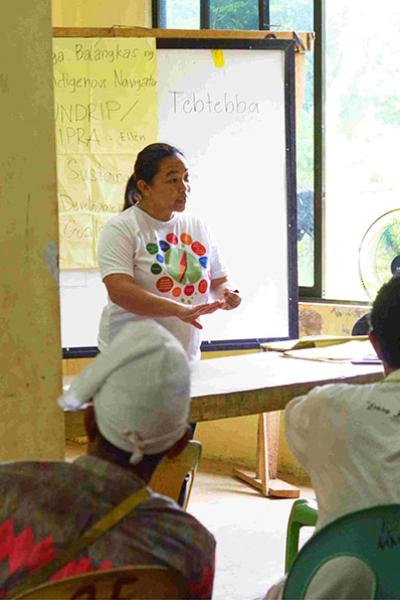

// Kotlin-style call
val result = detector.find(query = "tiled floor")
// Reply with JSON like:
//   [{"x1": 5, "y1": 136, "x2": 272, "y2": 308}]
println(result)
[
  {"x1": 188, "y1": 459, "x2": 314, "y2": 600},
  {"x1": 65, "y1": 442, "x2": 314, "y2": 600}
]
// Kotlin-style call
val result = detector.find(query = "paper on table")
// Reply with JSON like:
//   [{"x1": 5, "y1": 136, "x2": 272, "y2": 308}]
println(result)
[
  {"x1": 261, "y1": 335, "x2": 368, "y2": 352},
  {"x1": 283, "y1": 339, "x2": 379, "y2": 363}
]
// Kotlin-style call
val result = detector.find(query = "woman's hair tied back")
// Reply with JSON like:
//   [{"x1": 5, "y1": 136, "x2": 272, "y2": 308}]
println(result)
[{"x1": 123, "y1": 142, "x2": 184, "y2": 211}]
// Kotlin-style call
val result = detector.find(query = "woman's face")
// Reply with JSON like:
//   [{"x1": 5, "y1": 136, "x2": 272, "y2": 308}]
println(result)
[{"x1": 138, "y1": 155, "x2": 191, "y2": 221}]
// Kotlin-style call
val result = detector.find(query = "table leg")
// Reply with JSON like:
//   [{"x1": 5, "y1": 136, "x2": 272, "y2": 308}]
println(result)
[
  {"x1": 233, "y1": 412, "x2": 300, "y2": 498},
  {"x1": 256, "y1": 413, "x2": 269, "y2": 495}
]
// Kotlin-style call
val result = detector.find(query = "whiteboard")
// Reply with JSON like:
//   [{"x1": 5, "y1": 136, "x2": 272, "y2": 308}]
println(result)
[{"x1": 59, "y1": 38, "x2": 298, "y2": 355}]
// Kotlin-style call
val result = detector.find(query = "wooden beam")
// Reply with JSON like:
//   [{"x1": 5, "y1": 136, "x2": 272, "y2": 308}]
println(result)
[{"x1": 52, "y1": 26, "x2": 314, "y2": 53}]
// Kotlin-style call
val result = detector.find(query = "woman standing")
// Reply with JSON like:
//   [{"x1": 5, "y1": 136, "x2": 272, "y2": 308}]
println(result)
[{"x1": 97, "y1": 143, "x2": 241, "y2": 361}]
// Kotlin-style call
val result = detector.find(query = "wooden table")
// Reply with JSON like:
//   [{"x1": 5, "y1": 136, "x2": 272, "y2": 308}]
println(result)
[{"x1": 64, "y1": 352, "x2": 383, "y2": 496}]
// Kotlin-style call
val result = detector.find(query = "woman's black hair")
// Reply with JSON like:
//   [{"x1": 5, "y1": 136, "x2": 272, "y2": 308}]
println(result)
[{"x1": 123, "y1": 142, "x2": 184, "y2": 211}]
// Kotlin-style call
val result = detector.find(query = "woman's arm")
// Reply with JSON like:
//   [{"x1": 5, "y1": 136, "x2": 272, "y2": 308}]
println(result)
[
  {"x1": 104, "y1": 274, "x2": 223, "y2": 329},
  {"x1": 210, "y1": 276, "x2": 242, "y2": 311}
]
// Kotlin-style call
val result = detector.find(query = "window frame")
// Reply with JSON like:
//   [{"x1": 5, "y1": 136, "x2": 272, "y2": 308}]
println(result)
[
  {"x1": 301, "y1": 0, "x2": 323, "y2": 300},
  {"x1": 153, "y1": 1, "x2": 270, "y2": 31}
]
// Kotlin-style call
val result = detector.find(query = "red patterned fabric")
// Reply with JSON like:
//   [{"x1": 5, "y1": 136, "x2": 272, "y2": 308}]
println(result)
[
  {"x1": 0, "y1": 520, "x2": 54, "y2": 576},
  {"x1": 0, "y1": 457, "x2": 215, "y2": 598}
]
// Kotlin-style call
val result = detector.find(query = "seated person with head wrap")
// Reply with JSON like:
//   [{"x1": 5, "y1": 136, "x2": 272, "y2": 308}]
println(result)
[{"x1": 0, "y1": 320, "x2": 215, "y2": 599}]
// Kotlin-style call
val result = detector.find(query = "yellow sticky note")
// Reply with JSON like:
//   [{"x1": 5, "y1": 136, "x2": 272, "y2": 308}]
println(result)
[{"x1": 212, "y1": 49, "x2": 225, "y2": 68}]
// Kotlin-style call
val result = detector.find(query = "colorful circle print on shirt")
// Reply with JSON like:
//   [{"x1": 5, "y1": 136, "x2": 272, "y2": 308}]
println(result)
[{"x1": 146, "y1": 232, "x2": 209, "y2": 303}]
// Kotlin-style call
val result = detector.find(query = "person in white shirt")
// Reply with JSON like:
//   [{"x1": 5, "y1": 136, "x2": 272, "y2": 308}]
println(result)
[
  {"x1": 97, "y1": 142, "x2": 241, "y2": 362},
  {"x1": 266, "y1": 275, "x2": 400, "y2": 599}
]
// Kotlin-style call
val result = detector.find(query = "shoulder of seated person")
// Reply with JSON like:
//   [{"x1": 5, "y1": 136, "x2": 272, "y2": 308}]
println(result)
[{"x1": 306, "y1": 383, "x2": 359, "y2": 402}]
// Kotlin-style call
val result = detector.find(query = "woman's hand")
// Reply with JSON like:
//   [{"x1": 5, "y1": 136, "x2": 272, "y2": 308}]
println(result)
[
  {"x1": 221, "y1": 289, "x2": 242, "y2": 311},
  {"x1": 177, "y1": 300, "x2": 224, "y2": 329},
  {"x1": 210, "y1": 277, "x2": 242, "y2": 311},
  {"x1": 103, "y1": 274, "x2": 225, "y2": 327}
]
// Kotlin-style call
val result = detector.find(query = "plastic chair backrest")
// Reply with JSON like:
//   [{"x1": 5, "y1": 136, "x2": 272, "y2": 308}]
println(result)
[
  {"x1": 150, "y1": 440, "x2": 202, "y2": 509},
  {"x1": 283, "y1": 504, "x2": 400, "y2": 599},
  {"x1": 285, "y1": 498, "x2": 318, "y2": 573},
  {"x1": 15, "y1": 565, "x2": 188, "y2": 599}
]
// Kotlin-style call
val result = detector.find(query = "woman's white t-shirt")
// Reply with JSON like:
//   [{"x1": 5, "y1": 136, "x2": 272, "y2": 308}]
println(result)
[{"x1": 97, "y1": 206, "x2": 228, "y2": 361}]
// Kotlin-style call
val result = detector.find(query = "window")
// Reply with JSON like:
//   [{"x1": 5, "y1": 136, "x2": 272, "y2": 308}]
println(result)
[
  {"x1": 157, "y1": 0, "x2": 200, "y2": 29},
  {"x1": 324, "y1": 0, "x2": 400, "y2": 302},
  {"x1": 209, "y1": 0, "x2": 259, "y2": 29}
]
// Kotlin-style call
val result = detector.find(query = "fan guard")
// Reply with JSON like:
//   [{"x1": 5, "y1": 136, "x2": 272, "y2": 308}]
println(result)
[{"x1": 358, "y1": 209, "x2": 400, "y2": 300}]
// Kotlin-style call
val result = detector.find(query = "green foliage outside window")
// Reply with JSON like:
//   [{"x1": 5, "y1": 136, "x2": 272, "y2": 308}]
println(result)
[
  {"x1": 271, "y1": 0, "x2": 314, "y2": 286},
  {"x1": 209, "y1": 0, "x2": 258, "y2": 29}
]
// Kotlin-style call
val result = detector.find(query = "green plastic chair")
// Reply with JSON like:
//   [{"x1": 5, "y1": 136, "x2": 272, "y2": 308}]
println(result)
[
  {"x1": 283, "y1": 504, "x2": 400, "y2": 599},
  {"x1": 285, "y1": 498, "x2": 318, "y2": 572}
]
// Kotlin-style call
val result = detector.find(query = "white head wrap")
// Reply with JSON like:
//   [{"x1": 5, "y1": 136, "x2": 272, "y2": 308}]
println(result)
[{"x1": 59, "y1": 320, "x2": 191, "y2": 464}]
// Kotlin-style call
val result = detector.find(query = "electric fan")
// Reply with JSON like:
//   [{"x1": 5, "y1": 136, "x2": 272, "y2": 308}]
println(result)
[{"x1": 358, "y1": 208, "x2": 400, "y2": 300}]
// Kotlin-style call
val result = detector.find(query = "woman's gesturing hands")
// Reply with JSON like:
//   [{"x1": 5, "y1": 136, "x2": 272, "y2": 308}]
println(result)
[{"x1": 177, "y1": 300, "x2": 224, "y2": 329}]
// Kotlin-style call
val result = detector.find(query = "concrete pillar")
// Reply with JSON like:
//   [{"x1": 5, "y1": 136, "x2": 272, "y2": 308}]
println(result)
[{"x1": 0, "y1": 0, "x2": 64, "y2": 459}]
